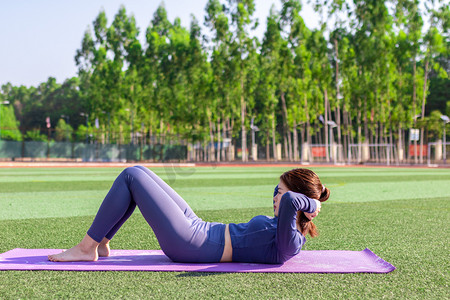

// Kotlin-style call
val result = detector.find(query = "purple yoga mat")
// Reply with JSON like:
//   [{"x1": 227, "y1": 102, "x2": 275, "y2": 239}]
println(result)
[{"x1": 0, "y1": 248, "x2": 395, "y2": 273}]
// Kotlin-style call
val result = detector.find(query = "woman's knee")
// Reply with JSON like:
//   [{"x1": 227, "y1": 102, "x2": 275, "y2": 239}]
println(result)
[
  {"x1": 121, "y1": 166, "x2": 145, "y2": 182},
  {"x1": 134, "y1": 165, "x2": 155, "y2": 175},
  {"x1": 123, "y1": 166, "x2": 146, "y2": 175}
]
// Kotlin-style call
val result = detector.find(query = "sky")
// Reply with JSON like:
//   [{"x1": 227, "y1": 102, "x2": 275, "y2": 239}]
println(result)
[{"x1": 0, "y1": 0, "x2": 321, "y2": 88}]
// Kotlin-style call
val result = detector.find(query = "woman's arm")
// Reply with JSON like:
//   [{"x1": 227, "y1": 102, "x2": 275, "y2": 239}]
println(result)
[{"x1": 276, "y1": 191, "x2": 317, "y2": 262}]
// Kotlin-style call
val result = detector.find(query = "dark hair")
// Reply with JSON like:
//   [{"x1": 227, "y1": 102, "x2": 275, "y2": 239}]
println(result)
[{"x1": 280, "y1": 168, "x2": 330, "y2": 237}]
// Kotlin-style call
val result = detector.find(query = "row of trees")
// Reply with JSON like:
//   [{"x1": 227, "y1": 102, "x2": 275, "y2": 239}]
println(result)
[{"x1": 1, "y1": 0, "x2": 449, "y2": 162}]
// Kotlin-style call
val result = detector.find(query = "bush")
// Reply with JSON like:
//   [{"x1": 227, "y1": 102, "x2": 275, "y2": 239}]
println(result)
[
  {"x1": 55, "y1": 119, "x2": 74, "y2": 142},
  {"x1": 0, "y1": 105, "x2": 22, "y2": 141},
  {"x1": 24, "y1": 129, "x2": 47, "y2": 142}
]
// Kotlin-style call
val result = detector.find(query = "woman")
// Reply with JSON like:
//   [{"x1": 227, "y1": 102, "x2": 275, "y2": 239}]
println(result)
[{"x1": 48, "y1": 166, "x2": 329, "y2": 264}]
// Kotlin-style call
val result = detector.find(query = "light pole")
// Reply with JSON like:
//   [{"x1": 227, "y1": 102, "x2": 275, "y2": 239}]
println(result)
[
  {"x1": 0, "y1": 101, "x2": 10, "y2": 140},
  {"x1": 250, "y1": 117, "x2": 259, "y2": 161},
  {"x1": 412, "y1": 114, "x2": 421, "y2": 164},
  {"x1": 441, "y1": 115, "x2": 449, "y2": 164},
  {"x1": 327, "y1": 120, "x2": 337, "y2": 163}
]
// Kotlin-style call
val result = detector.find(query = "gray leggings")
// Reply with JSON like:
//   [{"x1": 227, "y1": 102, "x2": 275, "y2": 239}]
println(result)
[{"x1": 87, "y1": 166, "x2": 225, "y2": 262}]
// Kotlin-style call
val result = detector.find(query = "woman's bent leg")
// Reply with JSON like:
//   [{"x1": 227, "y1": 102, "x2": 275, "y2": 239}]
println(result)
[
  {"x1": 123, "y1": 167, "x2": 225, "y2": 262},
  {"x1": 86, "y1": 170, "x2": 137, "y2": 243},
  {"x1": 133, "y1": 165, "x2": 197, "y2": 219},
  {"x1": 87, "y1": 166, "x2": 207, "y2": 261},
  {"x1": 51, "y1": 166, "x2": 222, "y2": 262},
  {"x1": 102, "y1": 165, "x2": 197, "y2": 240},
  {"x1": 120, "y1": 167, "x2": 201, "y2": 259}
]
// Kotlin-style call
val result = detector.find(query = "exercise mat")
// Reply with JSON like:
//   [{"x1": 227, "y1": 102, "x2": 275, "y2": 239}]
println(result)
[{"x1": 0, "y1": 248, "x2": 395, "y2": 273}]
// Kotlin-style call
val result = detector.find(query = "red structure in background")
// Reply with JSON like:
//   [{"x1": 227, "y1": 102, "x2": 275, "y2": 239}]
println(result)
[
  {"x1": 311, "y1": 147, "x2": 326, "y2": 158},
  {"x1": 409, "y1": 145, "x2": 428, "y2": 157}
]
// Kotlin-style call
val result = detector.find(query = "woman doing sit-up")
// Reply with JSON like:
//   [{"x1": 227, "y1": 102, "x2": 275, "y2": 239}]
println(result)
[{"x1": 48, "y1": 166, "x2": 329, "y2": 264}]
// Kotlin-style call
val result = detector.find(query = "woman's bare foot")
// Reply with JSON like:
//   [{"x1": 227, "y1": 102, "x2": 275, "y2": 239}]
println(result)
[
  {"x1": 98, "y1": 238, "x2": 110, "y2": 257},
  {"x1": 48, "y1": 234, "x2": 99, "y2": 262},
  {"x1": 48, "y1": 245, "x2": 98, "y2": 262}
]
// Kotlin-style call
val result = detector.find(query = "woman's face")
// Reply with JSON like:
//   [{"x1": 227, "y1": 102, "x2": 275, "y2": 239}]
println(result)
[
  {"x1": 273, "y1": 180, "x2": 288, "y2": 217},
  {"x1": 273, "y1": 180, "x2": 319, "y2": 220}
]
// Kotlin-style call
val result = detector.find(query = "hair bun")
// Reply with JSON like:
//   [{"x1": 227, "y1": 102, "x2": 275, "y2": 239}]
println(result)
[{"x1": 319, "y1": 187, "x2": 330, "y2": 202}]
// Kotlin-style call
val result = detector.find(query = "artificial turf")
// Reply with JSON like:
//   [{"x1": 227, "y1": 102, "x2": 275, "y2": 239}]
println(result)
[{"x1": 0, "y1": 166, "x2": 448, "y2": 299}]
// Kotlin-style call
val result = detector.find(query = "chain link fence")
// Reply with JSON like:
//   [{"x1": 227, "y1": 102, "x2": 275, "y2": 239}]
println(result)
[{"x1": 0, "y1": 140, "x2": 187, "y2": 162}]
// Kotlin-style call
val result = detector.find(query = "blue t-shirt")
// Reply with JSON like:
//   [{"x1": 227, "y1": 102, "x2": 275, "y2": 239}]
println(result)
[{"x1": 229, "y1": 191, "x2": 317, "y2": 264}]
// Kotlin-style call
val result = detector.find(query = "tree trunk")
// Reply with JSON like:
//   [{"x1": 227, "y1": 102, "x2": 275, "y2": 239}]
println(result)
[
  {"x1": 357, "y1": 98, "x2": 362, "y2": 163},
  {"x1": 300, "y1": 124, "x2": 305, "y2": 163},
  {"x1": 221, "y1": 119, "x2": 226, "y2": 160},
  {"x1": 324, "y1": 88, "x2": 330, "y2": 162},
  {"x1": 280, "y1": 91, "x2": 291, "y2": 161},
  {"x1": 364, "y1": 96, "x2": 370, "y2": 163},
  {"x1": 420, "y1": 59, "x2": 429, "y2": 164},
  {"x1": 284, "y1": 136, "x2": 288, "y2": 161},
  {"x1": 288, "y1": 133, "x2": 293, "y2": 161},
  {"x1": 389, "y1": 127, "x2": 394, "y2": 165},
  {"x1": 230, "y1": 117, "x2": 235, "y2": 161},
  {"x1": 398, "y1": 126, "x2": 403, "y2": 163},
  {"x1": 240, "y1": 77, "x2": 247, "y2": 162},
  {"x1": 226, "y1": 117, "x2": 232, "y2": 161},
  {"x1": 334, "y1": 38, "x2": 342, "y2": 163},
  {"x1": 342, "y1": 106, "x2": 347, "y2": 161},
  {"x1": 316, "y1": 123, "x2": 322, "y2": 146},
  {"x1": 413, "y1": 58, "x2": 418, "y2": 164},
  {"x1": 159, "y1": 118, "x2": 164, "y2": 144},
  {"x1": 217, "y1": 117, "x2": 221, "y2": 162},
  {"x1": 347, "y1": 105, "x2": 353, "y2": 163},
  {"x1": 272, "y1": 114, "x2": 277, "y2": 162},
  {"x1": 203, "y1": 143, "x2": 208, "y2": 162},
  {"x1": 305, "y1": 94, "x2": 312, "y2": 163},
  {"x1": 208, "y1": 110, "x2": 215, "y2": 162},
  {"x1": 293, "y1": 120, "x2": 298, "y2": 161}
]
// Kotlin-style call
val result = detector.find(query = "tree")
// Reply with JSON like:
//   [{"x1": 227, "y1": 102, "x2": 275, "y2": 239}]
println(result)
[
  {"x1": 278, "y1": 0, "x2": 302, "y2": 161},
  {"x1": 55, "y1": 119, "x2": 74, "y2": 142},
  {"x1": 312, "y1": 0, "x2": 351, "y2": 161},
  {"x1": 227, "y1": 0, "x2": 258, "y2": 161},
  {"x1": 418, "y1": 1, "x2": 448, "y2": 161},
  {"x1": 75, "y1": 6, "x2": 143, "y2": 145},
  {"x1": 144, "y1": 4, "x2": 173, "y2": 143},
  {"x1": 205, "y1": 0, "x2": 238, "y2": 161},
  {"x1": 259, "y1": 5, "x2": 283, "y2": 161},
  {"x1": 394, "y1": 0, "x2": 424, "y2": 163},
  {"x1": 288, "y1": 2, "x2": 315, "y2": 162},
  {"x1": 0, "y1": 104, "x2": 21, "y2": 141}
]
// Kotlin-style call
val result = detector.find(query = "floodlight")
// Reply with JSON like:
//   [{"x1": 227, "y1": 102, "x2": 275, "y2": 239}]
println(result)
[
  {"x1": 440, "y1": 115, "x2": 449, "y2": 123},
  {"x1": 327, "y1": 120, "x2": 337, "y2": 128}
]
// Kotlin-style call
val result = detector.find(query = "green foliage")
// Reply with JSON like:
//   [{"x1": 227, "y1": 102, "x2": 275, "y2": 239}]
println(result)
[
  {"x1": 24, "y1": 129, "x2": 47, "y2": 141},
  {"x1": 426, "y1": 77, "x2": 449, "y2": 115},
  {"x1": 55, "y1": 119, "x2": 74, "y2": 142},
  {"x1": 0, "y1": 105, "x2": 21, "y2": 141},
  {"x1": 74, "y1": 125, "x2": 89, "y2": 143}
]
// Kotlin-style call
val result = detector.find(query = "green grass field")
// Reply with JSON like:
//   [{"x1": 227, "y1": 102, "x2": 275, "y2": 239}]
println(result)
[{"x1": 0, "y1": 165, "x2": 449, "y2": 299}]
